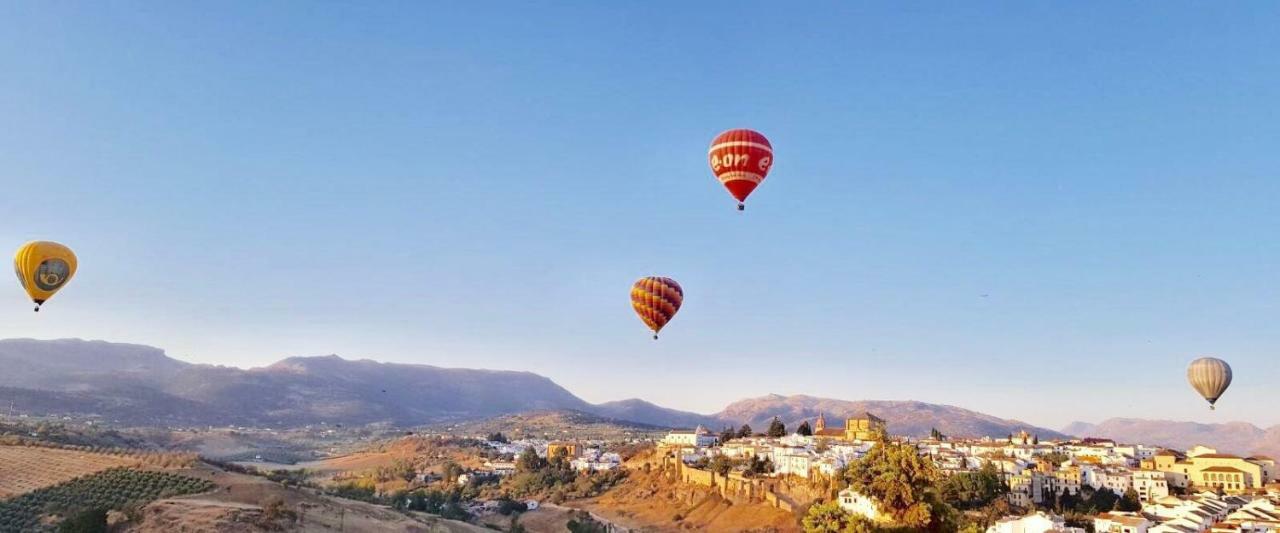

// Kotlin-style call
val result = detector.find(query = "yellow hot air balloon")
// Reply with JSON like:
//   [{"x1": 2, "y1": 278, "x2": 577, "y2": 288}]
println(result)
[
  {"x1": 1187, "y1": 357, "x2": 1232, "y2": 410},
  {"x1": 14, "y1": 241, "x2": 78, "y2": 312}
]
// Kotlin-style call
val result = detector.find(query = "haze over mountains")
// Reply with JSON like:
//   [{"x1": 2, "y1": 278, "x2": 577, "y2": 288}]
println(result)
[
  {"x1": 1, "y1": 338, "x2": 1265, "y2": 455},
  {"x1": 1064, "y1": 419, "x2": 1280, "y2": 459}
]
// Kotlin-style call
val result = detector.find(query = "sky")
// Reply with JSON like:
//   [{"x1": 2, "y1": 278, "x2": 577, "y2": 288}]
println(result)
[{"x1": 1, "y1": 3, "x2": 1278, "y2": 429}]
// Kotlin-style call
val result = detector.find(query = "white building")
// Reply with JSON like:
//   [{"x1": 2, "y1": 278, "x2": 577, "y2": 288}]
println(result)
[
  {"x1": 484, "y1": 461, "x2": 517, "y2": 476},
  {"x1": 986, "y1": 512, "x2": 1085, "y2": 533},
  {"x1": 1144, "y1": 492, "x2": 1246, "y2": 532},
  {"x1": 1093, "y1": 512, "x2": 1151, "y2": 533},
  {"x1": 1132, "y1": 470, "x2": 1169, "y2": 502},
  {"x1": 662, "y1": 425, "x2": 718, "y2": 447},
  {"x1": 770, "y1": 446, "x2": 815, "y2": 478},
  {"x1": 1096, "y1": 468, "x2": 1134, "y2": 495},
  {"x1": 837, "y1": 488, "x2": 882, "y2": 523}
]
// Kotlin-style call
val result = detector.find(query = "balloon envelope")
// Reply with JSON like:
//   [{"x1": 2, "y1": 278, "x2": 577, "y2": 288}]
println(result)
[
  {"x1": 709, "y1": 129, "x2": 773, "y2": 208},
  {"x1": 1187, "y1": 357, "x2": 1232, "y2": 409},
  {"x1": 630, "y1": 277, "x2": 683, "y2": 338},
  {"x1": 14, "y1": 241, "x2": 78, "y2": 311}
]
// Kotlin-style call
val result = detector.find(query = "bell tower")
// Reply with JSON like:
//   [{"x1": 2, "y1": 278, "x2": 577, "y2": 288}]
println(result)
[{"x1": 814, "y1": 412, "x2": 827, "y2": 433}]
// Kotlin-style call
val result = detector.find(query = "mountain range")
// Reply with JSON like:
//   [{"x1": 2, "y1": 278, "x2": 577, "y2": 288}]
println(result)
[
  {"x1": 0, "y1": 338, "x2": 1240, "y2": 448},
  {"x1": 1063, "y1": 418, "x2": 1280, "y2": 459}
]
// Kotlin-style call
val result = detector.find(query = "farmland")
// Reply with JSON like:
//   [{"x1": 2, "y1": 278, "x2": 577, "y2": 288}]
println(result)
[
  {"x1": 0, "y1": 445, "x2": 138, "y2": 499},
  {"x1": 0, "y1": 468, "x2": 214, "y2": 531}
]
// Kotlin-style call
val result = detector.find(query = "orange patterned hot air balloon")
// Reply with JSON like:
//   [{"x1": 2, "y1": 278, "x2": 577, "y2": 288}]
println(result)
[
  {"x1": 631, "y1": 276, "x2": 683, "y2": 339},
  {"x1": 709, "y1": 128, "x2": 773, "y2": 211}
]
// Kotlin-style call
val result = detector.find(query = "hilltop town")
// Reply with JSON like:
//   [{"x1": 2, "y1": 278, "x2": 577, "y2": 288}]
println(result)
[{"x1": 645, "y1": 412, "x2": 1280, "y2": 532}]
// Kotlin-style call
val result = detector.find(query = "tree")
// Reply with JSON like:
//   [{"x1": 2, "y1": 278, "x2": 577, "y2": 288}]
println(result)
[
  {"x1": 737, "y1": 424, "x2": 753, "y2": 439},
  {"x1": 486, "y1": 432, "x2": 509, "y2": 443},
  {"x1": 1117, "y1": 488, "x2": 1141, "y2": 512},
  {"x1": 708, "y1": 455, "x2": 735, "y2": 476},
  {"x1": 930, "y1": 427, "x2": 946, "y2": 441},
  {"x1": 941, "y1": 461, "x2": 1007, "y2": 509},
  {"x1": 720, "y1": 426, "x2": 737, "y2": 442},
  {"x1": 797, "y1": 421, "x2": 813, "y2": 436},
  {"x1": 516, "y1": 447, "x2": 545, "y2": 473},
  {"x1": 57, "y1": 509, "x2": 107, "y2": 533},
  {"x1": 801, "y1": 501, "x2": 852, "y2": 533},
  {"x1": 844, "y1": 431, "x2": 952, "y2": 530},
  {"x1": 767, "y1": 417, "x2": 787, "y2": 438}
]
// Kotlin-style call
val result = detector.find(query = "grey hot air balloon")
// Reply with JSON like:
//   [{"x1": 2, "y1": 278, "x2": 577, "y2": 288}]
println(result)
[{"x1": 1187, "y1": 357, "x2": 1232, "y2": 410}]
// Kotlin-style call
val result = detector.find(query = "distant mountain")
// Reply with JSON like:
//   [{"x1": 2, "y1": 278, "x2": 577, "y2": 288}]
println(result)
[
  {"x1": 593, "y1": 399, "x2": 720, "y2": 429},
  {"x1": 1, "y1": 339, "x2": 1074, "y2": 439},
  {"x1": 1063, "y1": 418, "x2": 1280, "y2": 458},
  {"x1": 713, "y1": 394, "x2": 1070, "y2": 440},
  {"x1": 0, "y1": 339, "x2": 594, "y2": 427}
]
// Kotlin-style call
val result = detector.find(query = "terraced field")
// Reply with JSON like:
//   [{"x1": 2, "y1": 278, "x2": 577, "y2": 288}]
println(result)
[{"x1": 0, "y1": 446, "x2": 138, "y2": 498}]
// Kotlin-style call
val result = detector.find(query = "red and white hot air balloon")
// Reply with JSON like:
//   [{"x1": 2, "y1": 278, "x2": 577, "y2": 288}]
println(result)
[{"x1": 708, "y1": 129, "x2": 773, "y2": 211}]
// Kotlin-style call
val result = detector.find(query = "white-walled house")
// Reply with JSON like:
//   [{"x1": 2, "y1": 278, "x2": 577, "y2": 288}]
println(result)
[
  {"x1": 1093, "y1": 512, "x2": 1151, "y2": 533},
  {"x1": 662, "y1": 425, "x2": 718, "y2": 447},
  {"x1": 837, "y1": 488, "x2": 882, "y2": 523},
  {"x1": 1131, "y1": 470, "x2": 1169, "y2": 502},
  {"x1": 986, "y1": 512, "x2": 1085, "y2": 533}
]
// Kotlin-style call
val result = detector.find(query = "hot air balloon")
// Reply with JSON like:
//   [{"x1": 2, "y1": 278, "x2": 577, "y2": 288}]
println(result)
[
  {"x1": 1187, "y1": 357, "x2": 1232, "y2": 410},
  {"x1": 14, "y1": 241, "x2": 78, "y2": 312},
  {"x1": 709, "y1": 129, "x2": 773, "y2": 211},
  {"x1": 631, "y1": 276, "x2": 682, "y2": 339}
]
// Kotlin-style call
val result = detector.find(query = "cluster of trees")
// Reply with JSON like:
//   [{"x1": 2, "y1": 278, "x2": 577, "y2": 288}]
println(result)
[
  {"x1": 486, "y1": 432, "x2": 509, "y2": 444},
  {"x1": 503, "y1": 447, "x2": 626, "y2": 503},
  {"x1": 721, "y1": 417, "x2": 788, "y2": 438},
  {"x1": 805, "y1": 432, "x2": 1028, "y2": 533},
  {"x1": 0, "y1": 468, "x2": 214, "y2": 532},
  {"x1": 374, "y1": 458, "x2": 417, "y2": 483},
  {"x1": 767, "y1": 417, "x2": 788, "y2": 438},
  {"x1": 261, "y1": 468, "x2": 315, "y2": 488},
  {"x1": 939, "y1": 462, "x2": 1007, "y2": 510},
  {"x1": 1037, "y1": 451, "x2": 1071, "y2": 466},
  {"x1": 695, "y1": 454, "x2": 775, "y2": 478},
  {"x1": 719, "y1": 425, "x2": 755, "y2": 441},
  {"x1": 842, "y1": 432, "x2": 957, "y2": 531},
  {"x1": 1043, "y1": 485, "x2": 1140, "y2": 516},
  {"x1": 390, "y1": 487, "x2": 472, "y2": 521}
]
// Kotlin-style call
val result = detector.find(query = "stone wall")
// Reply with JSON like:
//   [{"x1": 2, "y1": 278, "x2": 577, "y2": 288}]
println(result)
[{"x1": 654, "y1": 448, "x2": 795, "y2": 512}]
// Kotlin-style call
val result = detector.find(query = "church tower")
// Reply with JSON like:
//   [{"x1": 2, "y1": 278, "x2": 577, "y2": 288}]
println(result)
[{"x1": 814, "y1": 412, "x2": 827, "y2": 433}]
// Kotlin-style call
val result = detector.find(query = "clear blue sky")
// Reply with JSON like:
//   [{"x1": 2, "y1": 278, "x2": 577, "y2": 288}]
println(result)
[{"x1": 2, "y1": 3, "x2": 1277, "y2": 429}]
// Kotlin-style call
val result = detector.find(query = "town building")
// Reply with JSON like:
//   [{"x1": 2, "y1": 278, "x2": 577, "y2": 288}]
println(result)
[
  {"x1": 546, "y1": 441, "x2": 581, "y2": 458},
  {"x1": 1093, "y1": 512, "x2": 1151, "y2": 533},
  {"x1": 661, "y1": 425, "x2": 718, "y2": 447},
  {"x1": 986, "y1": 511, "x2": 1085, "y2": 533},
  {"x1": 837, "y1": 488, "x2": 883, "y2": 523},
  {"x1": 1133, "y1": 470, "x2": 1170, "y2": 502},
  {"x1": 811, "y1": 412, "x2": 886, "y2": 441}
]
